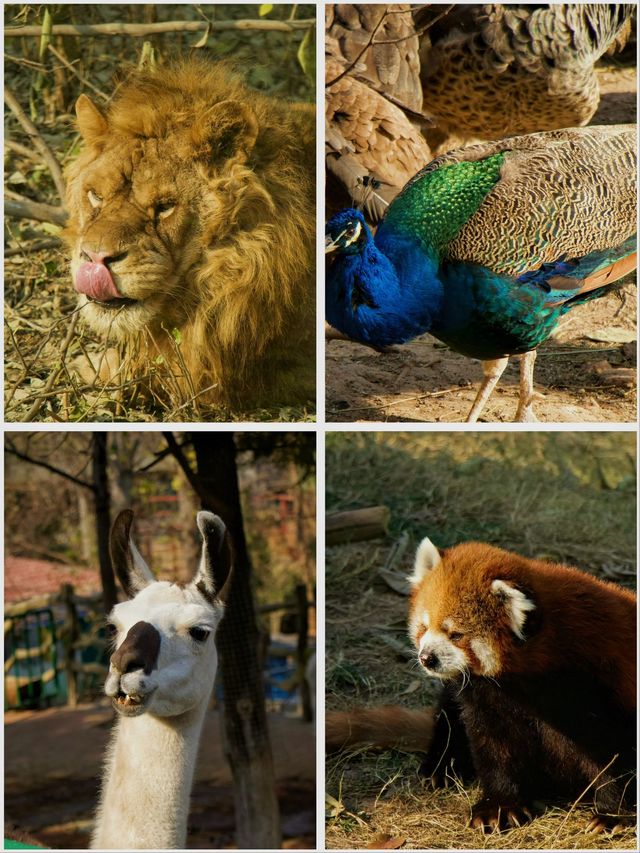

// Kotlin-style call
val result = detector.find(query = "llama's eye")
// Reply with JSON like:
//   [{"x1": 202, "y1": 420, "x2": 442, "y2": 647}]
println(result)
[
  {"x1": 156, "y1": 201, "x2": 176, "y2": 220},
  {"x1": 87, "y1": 189, "x2": 102, "y2": 208},
  {"x1": 449, "y1": 631, "x2": 464, "y2": 642},
  {"x1": 105, "y1": 621, "x2": 118, "y2": 640},
  {"x1": 189, "y1": 627, "x2": 210, "y2": 642}
]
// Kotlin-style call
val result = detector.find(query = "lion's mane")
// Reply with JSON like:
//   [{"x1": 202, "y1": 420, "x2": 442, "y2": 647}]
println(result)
[{"x1": 64, "y1": 59, "x2": 315, "y2": 413}]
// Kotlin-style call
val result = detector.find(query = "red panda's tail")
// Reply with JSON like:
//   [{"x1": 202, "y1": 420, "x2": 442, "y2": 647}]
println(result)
[{"x1": 326, "y1": 706, "x2": 435, "y2": 753}]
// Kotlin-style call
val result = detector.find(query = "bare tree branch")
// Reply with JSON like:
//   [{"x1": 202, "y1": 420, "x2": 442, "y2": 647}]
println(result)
[
  {"x1": 4, "y1": 84, "x2": 66, "y2": 200},
  {"x1": 21, "y1": 313, "x2": 79, "y2": 422},
  {"x1": 6, "y1": 19, "x2": 315, "y2": 37},
  {"x1": 5, "y1": 138, "x2": 41, "y2": 160},
  {"x1": 5, "y1": 237, "x2": 61, "y2": 257},
  {"x1": 162, "y1": 432, "x2": 227, "y2": 517},
  {"x1": 4, "y1": 197, "x2": 67, "y2": 226},
  {"x1": 5, "y1": 438, "x2": 94, "y2": 491},
  {"x1": 162, "y1": 432, "x2": 205, "y2": 501},
  {"x1": 47, "y1": 44, "x2": 109, "y2": 101}
]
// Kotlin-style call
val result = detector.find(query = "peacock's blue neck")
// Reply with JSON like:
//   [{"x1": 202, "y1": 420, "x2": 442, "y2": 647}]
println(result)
[{"x1": 326, "y1": 230, "x2": 444, "y2": 347}]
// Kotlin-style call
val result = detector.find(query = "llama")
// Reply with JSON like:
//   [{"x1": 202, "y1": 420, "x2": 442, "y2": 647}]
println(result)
[{"x1": 91, "y1": 508, "x2": 232, "y2": 850}]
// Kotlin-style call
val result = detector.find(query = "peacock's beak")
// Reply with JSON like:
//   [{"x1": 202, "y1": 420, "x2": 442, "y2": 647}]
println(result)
[{"x1": 325, "y1": 232, "x2": 343, "y2": 254}]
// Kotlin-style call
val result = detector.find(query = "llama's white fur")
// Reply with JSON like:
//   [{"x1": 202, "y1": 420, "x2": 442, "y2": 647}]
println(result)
[{"x1": 92, "y1": 511, "x2": 230, "y2": 850}]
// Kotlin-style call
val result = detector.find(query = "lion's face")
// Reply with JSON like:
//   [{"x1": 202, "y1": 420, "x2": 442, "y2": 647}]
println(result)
[
  {"x1": 65, "y1": 85, "x2": 260, "y2": 342},
  {"x1": 62, "y1": 62, "x2": 315, "y2": 410},
  {"x1": 68, "y1": 137, "x2": 205, "y2": 338}
]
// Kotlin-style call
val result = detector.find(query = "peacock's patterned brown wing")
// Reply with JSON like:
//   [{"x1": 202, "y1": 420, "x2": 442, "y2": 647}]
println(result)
[{"x1": 419, "y1": 125, "x2": 637, "y2": 277}]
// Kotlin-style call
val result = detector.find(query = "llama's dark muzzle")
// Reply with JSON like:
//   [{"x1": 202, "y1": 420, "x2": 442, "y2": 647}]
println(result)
[{"x1": 111, "y1": 620, "x2": 161, "y2": 675}]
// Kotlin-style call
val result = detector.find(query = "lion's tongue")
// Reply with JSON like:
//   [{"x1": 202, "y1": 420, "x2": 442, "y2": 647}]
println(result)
[{"x1": 75, "y1": 262, "x2": 121, "y2": 301}]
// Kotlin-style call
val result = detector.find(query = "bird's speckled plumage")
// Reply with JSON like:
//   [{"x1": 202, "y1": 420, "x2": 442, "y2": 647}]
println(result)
[
  {"x1": 325, "y1": 4, "x2": 432, "y2": 218},
  {"x1": 418, "y1": 4, "x2": 635, "y2": 140},
  {"x1": 326, "y1": 125, "x2": 637, "y2": 421}
]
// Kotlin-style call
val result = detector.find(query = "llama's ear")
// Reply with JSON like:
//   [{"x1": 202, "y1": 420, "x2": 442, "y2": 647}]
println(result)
[
  {"x1": 109, "y1": 510, "x2": 154, "y2": 599},
  {"x1": 195, "y1": 511, "x2": 234, "y2": 604},
  {"x1": 408, "y1": 537, "x2": 442, "y2": 588},
  {"x1": 491, "y1": 579, "x2": 536, "y2": 640}
]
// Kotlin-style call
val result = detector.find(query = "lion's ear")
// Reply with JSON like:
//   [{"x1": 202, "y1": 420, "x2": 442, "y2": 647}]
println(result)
[
  {"x1": 76, "y1": 94, "x2": 109, "y2": 144},
  {"x1": 194, "y1": 100, "x2": 259, "y2": 165}
]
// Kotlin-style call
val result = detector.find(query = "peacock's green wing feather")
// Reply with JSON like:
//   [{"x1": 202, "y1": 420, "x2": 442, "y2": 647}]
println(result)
[{"x1": 403, "y1": 125, "x2": 637, "y2": 277}]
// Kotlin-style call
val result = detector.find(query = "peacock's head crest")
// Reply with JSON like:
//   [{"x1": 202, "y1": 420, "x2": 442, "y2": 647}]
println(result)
[{"x1": 325, "y1": 209, "x2": 371, "y2": 255}]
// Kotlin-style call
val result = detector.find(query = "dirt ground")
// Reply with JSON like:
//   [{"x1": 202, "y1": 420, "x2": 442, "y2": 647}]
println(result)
[
  {"x1": 326, "y1": 67, "x2": 637, "y2": 424},
  {"x1": 5, "y1": 702, "x2": 315, "y2": 849}
]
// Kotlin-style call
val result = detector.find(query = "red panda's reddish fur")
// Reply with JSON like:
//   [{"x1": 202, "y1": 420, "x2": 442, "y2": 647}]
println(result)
[
  {"x1": 409, "y1": 541, "x2": 636, "y2": 710},
  {"x1": 326, "y1": 706, "x2": 434, "y2": 753},
  {"x1": 329, "y1": 540, "x2": 636, "y2": 833}
]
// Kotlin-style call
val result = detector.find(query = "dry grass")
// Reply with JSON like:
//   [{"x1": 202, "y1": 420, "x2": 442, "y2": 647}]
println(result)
[
  {"x1": 325, "y1": 432, "x2": 637, "y2": 850},
  {"x1": 4, "y1": 244, "x2": 314, "y2": 423}
]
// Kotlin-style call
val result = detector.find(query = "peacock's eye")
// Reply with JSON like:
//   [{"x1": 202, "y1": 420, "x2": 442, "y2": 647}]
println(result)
[
  {"x1": 345, "y1": 225, "x2": 356, "y2": 236},
  {"x1": 188, "y1": 626, "x2": 210, "y2": 643}
]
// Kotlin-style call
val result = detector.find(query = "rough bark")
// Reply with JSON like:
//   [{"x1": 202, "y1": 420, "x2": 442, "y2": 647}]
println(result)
[
  {"x1": 92, "y1": 433, "x2": 116, "y2": 613},
  {"x1": 191, "y1": 433, "x2": 281, "y2": 850}
]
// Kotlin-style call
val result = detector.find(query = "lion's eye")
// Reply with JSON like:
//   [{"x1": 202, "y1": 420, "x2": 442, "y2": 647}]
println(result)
[
  {"x1": 156, "y1": 201, "x2": 176, "y2": 220},
  {"x1": 87, "y1": 189, "x2": 102, "y2": 208}
]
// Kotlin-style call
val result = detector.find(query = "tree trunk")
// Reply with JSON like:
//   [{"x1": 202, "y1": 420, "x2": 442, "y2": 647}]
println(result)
[
  {"x1": 192, "y1": 433, "x2": 281, "y2": 850},
  {"x1": 92, "y1": 433, "x2": 116, "y2": 612},
  {"x1": 77, "y1": 488, "x2": 93, "y2": 563},
  {"x1": 295, "y1": 583, "x2": 312, "y2": 722},
  {"x1": 177, "y1": 468, "x2": 200, "y2": 583}
]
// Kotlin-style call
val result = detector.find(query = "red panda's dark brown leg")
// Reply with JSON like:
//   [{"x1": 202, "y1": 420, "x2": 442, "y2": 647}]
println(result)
[
  {"x1": 459, "y1": 684, "x2": 538, "y2": 832},
  {"x1": 419, "y1": 684, "x2": 475, "y2": 787},
  {"x1": 588, "y1": 765, "x2": 636, "y2": 834}
]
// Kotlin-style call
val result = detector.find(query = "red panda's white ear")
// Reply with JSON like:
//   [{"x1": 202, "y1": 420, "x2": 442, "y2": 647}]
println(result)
[
  {"x1": 408, "y1": 537, "x2": 441, "y2": 588},
  {"x1": 491, "y1": 579, "x2": 536, "y2": 639}
]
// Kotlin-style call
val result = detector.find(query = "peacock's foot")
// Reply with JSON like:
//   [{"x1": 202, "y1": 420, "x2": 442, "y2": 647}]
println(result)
[{"x1": 514, "y1": 404, "x2": 538, "y2": 423}]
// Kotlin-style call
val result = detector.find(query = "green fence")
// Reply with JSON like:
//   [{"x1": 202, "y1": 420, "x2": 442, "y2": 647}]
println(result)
[{"x1": 4, "y1": 586, "x2": 108, "y2": 710}]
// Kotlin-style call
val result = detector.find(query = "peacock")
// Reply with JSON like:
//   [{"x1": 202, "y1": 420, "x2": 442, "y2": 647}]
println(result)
[{"x1": 325, "y1": 125, "x2": 637, "y2": 422}]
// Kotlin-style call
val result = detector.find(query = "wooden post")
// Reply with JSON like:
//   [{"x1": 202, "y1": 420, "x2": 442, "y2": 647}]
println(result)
[
  {"x1": 326, "y1": 505, "x2": 390, "y2": 545},
  {"x1": 295, "y1": 584, "x2": 312, "y2": 722},
  {"x1": 62, "y1": 583, "x2": 78, "y2": 707}
]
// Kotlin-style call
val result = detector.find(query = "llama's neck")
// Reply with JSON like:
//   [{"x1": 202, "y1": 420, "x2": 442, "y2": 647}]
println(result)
[{"x1": 92, "y1": 700, "x2": 208, "y2": 849}]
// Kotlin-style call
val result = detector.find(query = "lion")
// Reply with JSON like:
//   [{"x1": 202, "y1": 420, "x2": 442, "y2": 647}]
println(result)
[{"x1": 63, "y1": 58, "x2": 315, "y2": 415}]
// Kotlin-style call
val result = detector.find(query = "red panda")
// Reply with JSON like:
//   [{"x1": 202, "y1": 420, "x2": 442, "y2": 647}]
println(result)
[{"x1": 408, "y1": 537, "x2": 637, "y2": 833}]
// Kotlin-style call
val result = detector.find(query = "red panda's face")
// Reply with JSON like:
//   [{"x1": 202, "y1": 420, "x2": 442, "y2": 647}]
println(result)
[{"x1": 407, "y1": 538, "x2": 536, "y2": 680}]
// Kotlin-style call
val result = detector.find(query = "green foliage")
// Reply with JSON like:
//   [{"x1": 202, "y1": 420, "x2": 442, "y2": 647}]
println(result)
[{"x1": 297, "y1": 24, "x2": 315, "y2": 80}]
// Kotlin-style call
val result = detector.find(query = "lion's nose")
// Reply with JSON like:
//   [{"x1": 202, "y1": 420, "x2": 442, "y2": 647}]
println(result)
[{"x1": 81, "y1": 247, "x2": 128, "y2": 268}]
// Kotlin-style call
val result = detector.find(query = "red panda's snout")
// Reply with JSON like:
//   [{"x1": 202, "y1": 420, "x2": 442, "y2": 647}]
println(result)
[{"x1": 416, "y1": 629, "x2": 470, "y2": 679}]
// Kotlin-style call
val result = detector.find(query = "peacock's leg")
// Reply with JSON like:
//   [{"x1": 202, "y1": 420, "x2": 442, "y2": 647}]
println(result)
[
  {"x1": 514, "y1": 350, "x2": 538, "y2": 422},
  {"x1": 466, "y1": 357, "x2": 509, "y2": 423}
]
